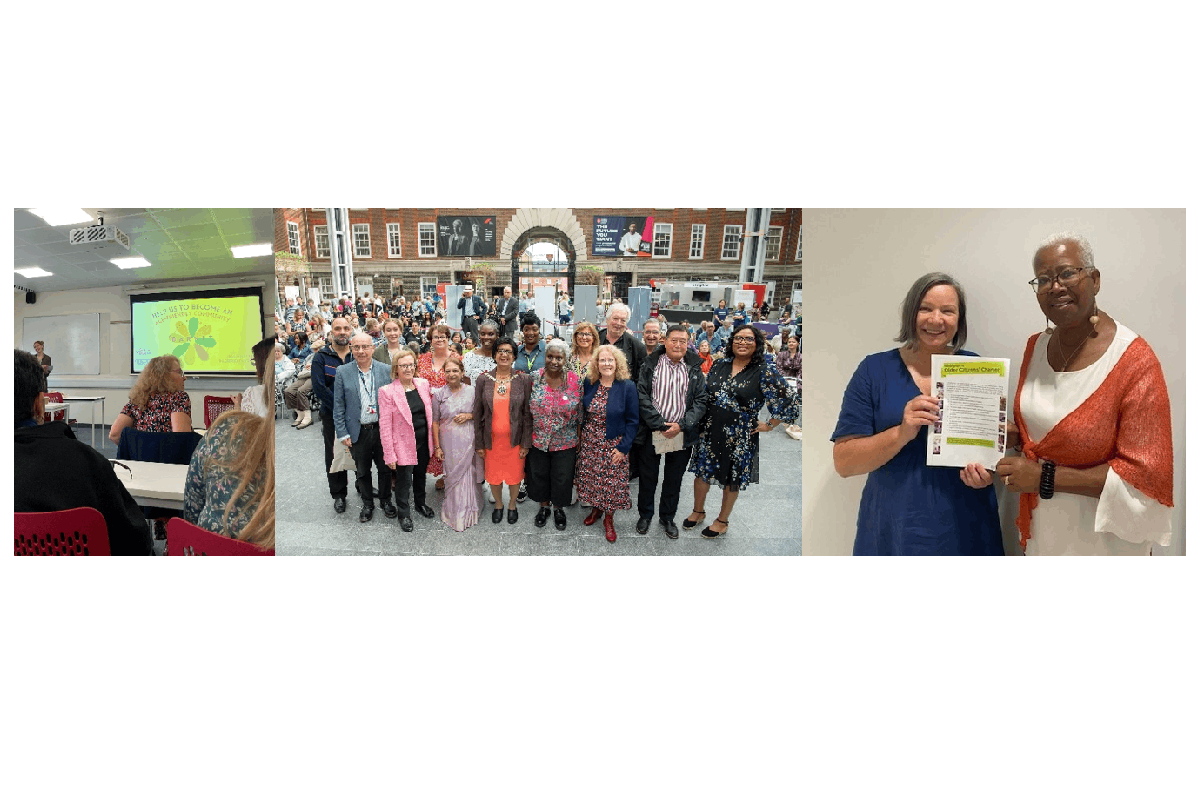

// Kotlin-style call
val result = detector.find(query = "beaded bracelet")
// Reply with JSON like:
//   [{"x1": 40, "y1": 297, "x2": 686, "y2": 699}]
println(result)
[{"x1": 1039, "y1": 460, "x2": 1056, "y2": 500}]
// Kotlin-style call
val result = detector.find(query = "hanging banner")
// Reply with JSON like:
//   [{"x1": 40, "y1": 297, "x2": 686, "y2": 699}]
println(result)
[
  {"x1": 438, "y1": 215, "x2": 496, "y2": 257},
  {"x1": 592, "y1": 215, "x2": 652, "y2": 257}
]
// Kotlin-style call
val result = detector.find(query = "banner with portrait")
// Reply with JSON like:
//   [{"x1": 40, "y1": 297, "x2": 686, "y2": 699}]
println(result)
[
  {"x1": 592, "y1": 215, "x2": 654, "y2": 257},
  {"x1": 438, "y1": 215, "x2": 496, "y2": 257}
]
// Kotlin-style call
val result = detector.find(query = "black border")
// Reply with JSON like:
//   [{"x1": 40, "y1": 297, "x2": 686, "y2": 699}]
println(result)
[{"x1": 128, "y1": 286, "x2": 266, "y2": 376}]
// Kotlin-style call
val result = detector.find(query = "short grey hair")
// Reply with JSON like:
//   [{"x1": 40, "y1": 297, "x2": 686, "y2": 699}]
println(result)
[
  {"x1": 642, "y1": 317, "x2": 661, "y2": 331},
  {"x1": 545, "y1": 338, "x2": 570, "y2": 358},
  {"x1": 1034, "y1": 231, "x2": 1095, "y2": 270},
  {"x1": 478, "y1": 319, "x2": 500, "y2": 333},
  {"x1": 606, "y1": 302, "x2": 630, "y2": 321},
  {"x1": 894, "y1": 272, "x2": 967, "y2": 352}
]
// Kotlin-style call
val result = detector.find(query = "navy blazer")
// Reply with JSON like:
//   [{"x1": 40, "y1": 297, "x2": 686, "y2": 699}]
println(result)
[
  {"x1": 333, "y1": 359, "x2": 393, "y2": 444},
  {"x1": 580, "y1": 378, "x2": 640, "y2": 454}
]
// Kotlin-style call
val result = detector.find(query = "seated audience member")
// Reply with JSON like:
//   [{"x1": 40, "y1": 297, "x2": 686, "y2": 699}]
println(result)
[
  {"x1": 182, "y1": 379, "x2": 275, "y2": 550},
  {"x1": 238, "y1": 337, "x2": 276, "y2": 418},
  {"x1": 14, "y1": 350, "x2": 153, "y2": 555},
  {"x1": 109, "y1": 354, "x2": 194, "y2": 444}
]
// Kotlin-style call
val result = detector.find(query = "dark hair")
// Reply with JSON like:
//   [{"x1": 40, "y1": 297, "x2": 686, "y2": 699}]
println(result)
[
  {"x1": 15, "y1": 349, "x2": 44, "y2": 423},
  {"x1": 729, "y1": 324, "x2": 765, "y2": 367},
  {"x1": 251, "y1": 337, "x2": 276, "y2": 382},
  {"x1": 665, "y1": 324, "x2": 690, "y2": 339},
  {"x1": 293, "y1": 331, "x2": 308, "y2": 348},
  {"x1": 493, "y1": 337, "x2": 518, "y2": 357},
  {"x1": 520, "y1": 312, "x2": 541, "y2": 330}
]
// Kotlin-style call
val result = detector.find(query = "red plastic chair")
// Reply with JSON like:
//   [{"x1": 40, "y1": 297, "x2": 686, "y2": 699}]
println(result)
[
  {"x1": 14, "y1": 507, "x2": 112, "y2": 555},
  {"x1": 204, "y1": 395, "x2": 237, "y2": 428},
  {"x1": 43, "y1": 391, "x2": 67, "y2": 423},
  {"x1": 166, "y1": 517, "x2": 274, "y2": 556}
]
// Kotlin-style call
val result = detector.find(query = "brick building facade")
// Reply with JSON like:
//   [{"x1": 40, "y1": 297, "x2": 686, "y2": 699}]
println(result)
[{"x1": 274, "y1": 208, "x2": 801, "y2": 305}]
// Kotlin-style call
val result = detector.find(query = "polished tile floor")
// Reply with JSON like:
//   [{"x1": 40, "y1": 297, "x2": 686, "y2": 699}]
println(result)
[{"x1": 275, "y1": 408, "x2": 801, "y2": 556}]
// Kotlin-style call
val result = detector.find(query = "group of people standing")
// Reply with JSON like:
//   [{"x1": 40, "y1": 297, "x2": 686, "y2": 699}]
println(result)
[{"x1": 308, "y1": 298, "x2": 800, "y2": 543}]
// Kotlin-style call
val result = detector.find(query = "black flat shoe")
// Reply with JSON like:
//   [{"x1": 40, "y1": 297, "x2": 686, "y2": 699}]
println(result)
[
  {"x1": 399, "y1": 516, "x2": 413, "y2": 532},
  {"x1": 414, "y1": 504, "x2": 435, "y2": 518},
  {"x1": 492, "y1": 507, "x2": 504, "y2": 524},
  {"x1": 359, "y1": 505, "x2": 374, "y2": 523},
  {"x1": 507, "y1": 508, "x2": 518, "y2": 524},
  {"x1": 553, "y1": 508, "x2": 567, "y2": 530},
  {"x1": 701, "y1": 518, "x2": 729, "y2": 538},
  {"x1": 534, "y1": 506, "x2": 552, "y2": 527},
  {"x1": 682, "y1": 510, "x2": 705, "y2": 529},
  {"x1": 635, "y1": 516, "x2": 652, "y2": 535},
  {"x1": 334, "y1": 498, "x2": 347, "y2": 514},
  {"x1": 661, "y1": 518, "x2": 679, "y2": 539},
  {"x1": 380, "y1": 500, "x2": 398, "y2": 519}
]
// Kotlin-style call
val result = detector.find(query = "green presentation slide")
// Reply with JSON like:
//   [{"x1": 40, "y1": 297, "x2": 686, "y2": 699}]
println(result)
[{"x1": 132, "y1": 294, "x2": 261, "y2": 373}]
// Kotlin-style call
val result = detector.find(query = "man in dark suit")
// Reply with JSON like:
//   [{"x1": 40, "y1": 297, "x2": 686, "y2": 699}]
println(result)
[
  {"x1": 497, "y1": 285, "x2": 520, "y2": 339},
  {"x1": 333, "y1": 333, "x2": 397, "y2": 522},
  {"x1": 457, "y1": 286, "x2": 487, "y2": 345}
]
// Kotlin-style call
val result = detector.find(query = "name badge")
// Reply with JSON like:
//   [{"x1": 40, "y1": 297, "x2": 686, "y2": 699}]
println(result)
[{"x1": 367, "y1": 405, "x2": 377, "y2": 415}]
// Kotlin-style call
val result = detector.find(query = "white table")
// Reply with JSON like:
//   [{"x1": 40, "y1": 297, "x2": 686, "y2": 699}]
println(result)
[
  {"x1": 112, "y1": 460, "x2": 189, "y2": 511},
  {"x1": 44, "y1": 401, "x2": 71, "y2": 426},
  {"x1": 61, "y1": 395, "x2": 105, "y2": 449}
]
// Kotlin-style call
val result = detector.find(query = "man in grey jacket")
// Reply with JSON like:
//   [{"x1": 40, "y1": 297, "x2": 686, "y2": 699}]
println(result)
[{"x1": 333, "y1": 333, "x2": 397, "y2": 522}]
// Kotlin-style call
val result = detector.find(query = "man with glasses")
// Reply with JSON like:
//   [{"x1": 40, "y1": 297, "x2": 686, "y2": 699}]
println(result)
[{"x1": 333, "y1": 333, "x2": 397, "y2": 523}]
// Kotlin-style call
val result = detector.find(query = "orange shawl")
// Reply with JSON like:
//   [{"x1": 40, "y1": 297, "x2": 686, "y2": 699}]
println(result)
[{"x1": 1012, "y1": 333, "x2": 1173, "y2": 551}]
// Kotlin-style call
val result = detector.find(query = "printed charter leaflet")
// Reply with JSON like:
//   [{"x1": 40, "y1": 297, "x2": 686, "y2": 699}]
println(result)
[{"x1": 927, "y1": 355, "x2": 1011, "y2": 470}]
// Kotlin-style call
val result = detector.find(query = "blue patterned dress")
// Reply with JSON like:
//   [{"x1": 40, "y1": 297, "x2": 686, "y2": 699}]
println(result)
[
  {"x1": 689, "y1": 358, "x2": 800, "y2": 491},
  {"x1": 183, "y1": 414, "x2": 269, "y2": 539}
]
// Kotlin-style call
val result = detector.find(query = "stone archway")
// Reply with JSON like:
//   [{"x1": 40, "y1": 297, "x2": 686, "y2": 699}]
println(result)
[{"x1": 499, "y1": 209, "x2": 587, "y2": 259}]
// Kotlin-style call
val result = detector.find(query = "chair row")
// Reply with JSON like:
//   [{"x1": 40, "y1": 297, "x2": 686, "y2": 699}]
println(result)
[{"x1": 13, "y1": 508, "x2": 273, "y2": 556}]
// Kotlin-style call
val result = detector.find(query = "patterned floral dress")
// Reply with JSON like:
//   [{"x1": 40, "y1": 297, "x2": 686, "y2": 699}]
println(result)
[
  {"x1": 566, "y1": 350, "x2": 594, "y2": 382},
  {"x1": 182, "y1": 414, "x2": 268, "y2": 539},
  {"x1": 417, "y1": 350, "x2": 450, "y2": 476},
  {"x1": 121, "y1": 390, "x2": 192, "y2": 432},
  {"x1": 575, "y1": 384, "x2": 632, "y2": 512},
  {"x1": 689, "y1": 358, "x2": 800, "y2": 491}
]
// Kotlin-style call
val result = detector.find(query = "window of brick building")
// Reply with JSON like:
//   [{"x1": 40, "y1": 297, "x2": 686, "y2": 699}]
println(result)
[
  {"x1": 418, "y1": 223, "x2": 436, "y2": 257},
  {"x1": 795, "y1": 225, "x2": 803, "y2": 261},
  {"x1": 653, "y1": 223, "x2": 672, "y2": 258},
  {"x1": 689, "y1": 224, "x2": 706, "y2": 259},
  {"x1": 387, "y1": 223, "x2": 402, "y2": 258},
  {"x1": 765, "y1": 225, "x2": 783, "y2": 260},
  {"x1": 352, "y1": 224, "x2": 371, "y2": 258},
  {"x1": 287, "y1": 221, "x2": 301, "y2": 256},
  {"x1": 721, "y1": 225, "x2": 742, "y2": 260},
  {"x1": 314, "y1": 225, "x2": 330, "y2": 258}
]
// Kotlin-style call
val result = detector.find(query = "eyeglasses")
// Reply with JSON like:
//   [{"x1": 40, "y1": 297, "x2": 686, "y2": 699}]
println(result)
[
  {"x1": 732, "y1": 336, "x2": 757, "y2": 344},
  {"x1": 396, "y1": 363, "x2": 416, "y2": 370},
  {"x1": 1029, "y1": 267, "x2": 1093, "y2": 293},
  {"x1": 351, "y1": 345, "x2": 374, "y2": 351}
]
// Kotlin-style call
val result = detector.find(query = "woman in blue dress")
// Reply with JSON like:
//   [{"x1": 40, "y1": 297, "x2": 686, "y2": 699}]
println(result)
[
  {"x1": 687, "y1": 325, "x2": 800, "y2": 538},
  {"x1": 831, "y1": 273, "x2": 1003, "y2": 555}
]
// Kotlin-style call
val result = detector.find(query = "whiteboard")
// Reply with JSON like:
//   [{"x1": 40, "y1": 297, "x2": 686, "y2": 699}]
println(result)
[{"x1": 22, "y1": 313, "x2": 102, "y2": 375}]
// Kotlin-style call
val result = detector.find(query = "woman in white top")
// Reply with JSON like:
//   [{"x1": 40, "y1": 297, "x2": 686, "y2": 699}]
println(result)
[{"x1": 996, "y1": 233, "x2": 1173, "y2": 555}]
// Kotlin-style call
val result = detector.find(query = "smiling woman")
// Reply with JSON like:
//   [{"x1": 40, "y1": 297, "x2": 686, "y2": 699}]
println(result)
[
  {"x1": 830, "y1": 272, "x2": 1003, "y2": 556},
  {"x1": 995, "y1": 232, "x2": 1174, "y2": 556}
]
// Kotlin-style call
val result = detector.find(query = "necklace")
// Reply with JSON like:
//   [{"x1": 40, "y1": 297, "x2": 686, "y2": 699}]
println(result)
[
  {"x1": 1054, "y1": 324, "x2": 1094, "y2": 371},
  {"x1": 495, "y1": 372, "x2": 512, "y2": 396}
]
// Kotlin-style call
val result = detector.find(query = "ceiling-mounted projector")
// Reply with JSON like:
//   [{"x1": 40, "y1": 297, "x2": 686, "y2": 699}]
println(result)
[{"x1": 69, "y1": 221, "x2": 131, "y2": 254}]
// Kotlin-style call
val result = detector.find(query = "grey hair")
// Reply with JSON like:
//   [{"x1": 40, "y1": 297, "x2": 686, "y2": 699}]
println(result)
[
  {"x1": 606, "y1": 302, "x2": 630, "y2": 321},
  {"x1": 894, "y1": 272, "x2": 967, "y2": 352},
  {"x1": 478, "y1": 319, "x2": 500, "y2": 333},
  {"x1": 1034, "y1": 231, "x2": 1095, "y2": 269},
  {"x1": 642, "y1": 316, "x2": 661, "y2": 330},
  {"x1": 544, "y1": 338, "x2": 570, "y2": 357}
]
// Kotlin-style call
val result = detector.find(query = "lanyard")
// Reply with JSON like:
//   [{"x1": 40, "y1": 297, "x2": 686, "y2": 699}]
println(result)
[
  {"x1": 358, "y1": 369, "x2": 375, "y2": 405},
  {"x1": 524, "y1": 348, "x2": 538, "y2": 372}
]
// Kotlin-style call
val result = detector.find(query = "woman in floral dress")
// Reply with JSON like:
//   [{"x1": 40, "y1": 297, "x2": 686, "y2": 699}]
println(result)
[
  {"x1": 417, "y1": 324, "x2": 455, "y2": 486},
  {"x1": 526, "y1": 340, "x2": 582, "y2": 531},
  {"x1": 686, "y1": 325, "x2": 800, "y2": 538},
  {"x1": 576, "y1": 345, "x2": 640, "y2": 542}
]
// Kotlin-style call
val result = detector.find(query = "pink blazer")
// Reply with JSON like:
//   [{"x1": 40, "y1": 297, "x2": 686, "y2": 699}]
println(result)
[{"x1": 379, "y1": 378, "x2": 436, "y2": 467}]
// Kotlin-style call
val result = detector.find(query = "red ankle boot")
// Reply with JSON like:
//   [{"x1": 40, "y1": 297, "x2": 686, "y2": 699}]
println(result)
[
  {"x1": 584, "y1": 507, "x2": 603, "y2": 526},
  {"x1": 603, "y1": 513, "x2": 616, "y2": 542}
]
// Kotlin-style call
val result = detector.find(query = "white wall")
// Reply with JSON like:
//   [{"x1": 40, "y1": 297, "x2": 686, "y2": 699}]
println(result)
[
  {"x1": 13, "y1": 280, "x2": 273, "y2": 426},
  {"x1": 802, "y1": 209, "x2": 1185, "y2": 556}
]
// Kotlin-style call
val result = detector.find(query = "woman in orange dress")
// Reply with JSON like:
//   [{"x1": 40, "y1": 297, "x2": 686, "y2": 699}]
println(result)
[{"x1": 473, "y1": 338, "x2": 532, "y2": 524}]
